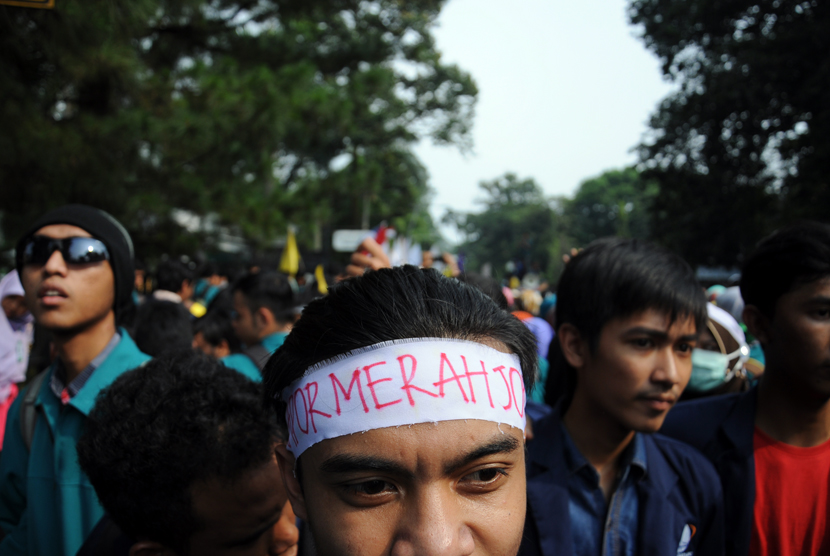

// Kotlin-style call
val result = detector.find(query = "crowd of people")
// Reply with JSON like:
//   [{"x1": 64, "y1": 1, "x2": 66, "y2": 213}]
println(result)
[{"x1": 0, "y1": 203, "x2": 828, "y2": 556}]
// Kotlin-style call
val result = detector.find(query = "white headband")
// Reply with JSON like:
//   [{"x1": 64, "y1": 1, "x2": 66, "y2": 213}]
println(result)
[{"x1": 281, "y1": 338, "x2": 527, "y2": 457}]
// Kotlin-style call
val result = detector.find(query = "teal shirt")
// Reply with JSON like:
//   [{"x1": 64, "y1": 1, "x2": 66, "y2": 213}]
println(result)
[
  {"x1": 220, "y1": 332, "x2": 289, "y2": 382},
  {"x1": 0, "y1": 330, "x2": 151, "y2": 556},
  {"x1": 261, "y1": 331, "x2": 288, "y2": 354},
  {"x1": 220, "y1": 354, "x2": 261, "y2": 381}
]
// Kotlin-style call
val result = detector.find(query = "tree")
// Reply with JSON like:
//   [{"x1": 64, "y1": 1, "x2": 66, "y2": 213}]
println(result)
[
  {"x1": 628, "y1": 0, "x2": 830, "y2": 265},
  {"x1": 563, "y1": 167, "x2": 657, "y2": 246},
  {"x1": 0, "y1": 0, "x2": 476, "y2": 259},
  {"x1": 445, "y1": 173, "x2": 558, "y2": 280}
]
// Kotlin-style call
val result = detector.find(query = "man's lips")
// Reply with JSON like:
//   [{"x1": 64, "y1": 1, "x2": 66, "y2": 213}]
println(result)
[
  {"x1": 37, "y1": 283, "x2": 68, "y2": 305},
  {"x1": 639, "y1": 393, "x2": 677, "y2": 411}
]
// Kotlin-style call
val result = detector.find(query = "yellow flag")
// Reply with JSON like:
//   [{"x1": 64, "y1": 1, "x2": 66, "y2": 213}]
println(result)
[
  {"x1": 279, "y1": 226, "x2": 300, "y2": 276},
  {"x1": 315, "y1": 264, "x2": 329, "y2": 295}
]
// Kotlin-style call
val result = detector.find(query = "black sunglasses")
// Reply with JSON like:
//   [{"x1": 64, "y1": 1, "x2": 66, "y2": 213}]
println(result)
[{"x1": 22, "y1": 236, "x2": 110, "y2": 266}]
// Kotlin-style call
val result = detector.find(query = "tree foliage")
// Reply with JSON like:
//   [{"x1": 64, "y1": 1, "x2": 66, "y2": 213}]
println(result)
[
  {"x1": 445, "y1": 173, "x2": 558, "y2": 280},
  {"x1": 629, "y1": 0, "x2": 830, "y2": 265},
  {"x1": 563, "y1": 167, "x2": 657, "y2": 247},
  {"x1": 0, "y1": 0, "x2": 476, "y2": 258}
]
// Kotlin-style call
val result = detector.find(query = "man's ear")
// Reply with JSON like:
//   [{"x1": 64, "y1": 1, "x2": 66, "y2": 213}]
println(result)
[
  {"x1": 255, "y1": 306, "x2": 275, "y2": 329},
  {"x1": 743, "y1": 304, "x2": 771, "y2": 345},
  {"x1": 128, "y1": 541, "x2": 176, "y2": 556},
  {"x1": 275, "y1": 443, "x2": 308, "y2": 521},
  {"x1": 214, "y1": 339, "x2": 231, "y2": 359},
  {"x1": 558, "y1": 323, "x2": 588, "y2": 370}
]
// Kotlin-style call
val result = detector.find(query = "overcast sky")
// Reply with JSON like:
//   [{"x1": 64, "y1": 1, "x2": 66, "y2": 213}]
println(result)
[{"x1": 414, "y1": 0, "x2": 675, "y2": 239}]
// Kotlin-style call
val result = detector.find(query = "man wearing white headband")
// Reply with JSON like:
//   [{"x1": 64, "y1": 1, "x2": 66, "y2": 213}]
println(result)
[{"x1": 264, "y1": 265, "x2": 538, "y2": 556}]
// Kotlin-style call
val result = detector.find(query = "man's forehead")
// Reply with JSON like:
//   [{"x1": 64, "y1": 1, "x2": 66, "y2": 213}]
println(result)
[
  {"x1": 787, "y1": 276, "x2": 830, "y2": 300},
  {"x1": 613, "y1": 308, "x2": 698, "y2": 334},
  {"x1": 34, "y1": 224, "x2": 93, "y2": 239}
]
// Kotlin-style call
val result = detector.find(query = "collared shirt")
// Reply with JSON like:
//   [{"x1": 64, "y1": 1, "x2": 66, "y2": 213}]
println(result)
[
  {"x1": 50, "y1": 332, "x2": 121, "y2": 404},
  {"x1": 561, "y1": 424, "x2": 648, "y2": 556}
]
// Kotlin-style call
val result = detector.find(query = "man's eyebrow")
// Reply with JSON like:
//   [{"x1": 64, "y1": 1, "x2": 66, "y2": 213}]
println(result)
[
  {"x1": 443, "y1": 435, "x2": 520, "y2": 475},
  {"x1": 623, "y1": 326, "x2": 669, "y2": 339},
  {"x1": 319, "y1": 454, "x2": 416, "y2": 480},
  {"x1": 623, "y1": 327, "x2": 699, "y2": 342}
]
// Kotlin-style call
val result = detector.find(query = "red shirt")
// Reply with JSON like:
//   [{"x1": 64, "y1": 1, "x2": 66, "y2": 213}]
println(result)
[{"x1": 749, "y1": 426, "x2": 830, "y2": 556}]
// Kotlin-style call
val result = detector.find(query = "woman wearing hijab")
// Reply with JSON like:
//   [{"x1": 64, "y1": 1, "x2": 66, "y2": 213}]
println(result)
[{"x1": 0, "y1": 270, "x2": 34, "y2": 449}]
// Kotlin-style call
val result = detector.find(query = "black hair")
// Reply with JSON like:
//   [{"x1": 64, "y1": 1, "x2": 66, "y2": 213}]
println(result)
[
  {"x1": 544, "y1": 237, "x2": 706, "y2": 408},
  {"x1": 263, "y1": 266, "x2": 537, "y2": 434},
  {"x1": 232, "y1": 272, "x2": 295, "y2": 325},
  {"x1": 198, "y1": 261, "x2": 219, "y2": 279},
  {"x1": 77, "y1": 350, "x2": 280, "y2": 553},
  {"x1": 741, "y1": 221, "x2": 830, "y2": 318},
  {"x1": 457, "y1": 272, "x2": 509, "y2": 311},
  {"x1": 193, "y1": 309, "x2": 242, "y2": 353},
  {"x1": 155, "y1": 259, "x2": 195, "y2": 293},
  {"x1": 132, "y1": 300, "x2": 193, "y2": 357}
]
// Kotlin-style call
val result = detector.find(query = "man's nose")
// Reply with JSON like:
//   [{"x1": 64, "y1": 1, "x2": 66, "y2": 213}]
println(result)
[
  {"x1": 653, "y1": 347, "x2": 682, "y2": 386},
  {"x1": 42, "y1": 249, "x2": 68, "y2": 276},
  {"x1": 391, "y1": 487, "x2": 475, "y2": 556},
  {"x1": 269, "y1": 501, "x2": 300, "y2": 555}
]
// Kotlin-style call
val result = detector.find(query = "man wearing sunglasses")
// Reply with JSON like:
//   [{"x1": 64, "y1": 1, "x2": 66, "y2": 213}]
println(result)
[{"x1": 0, "y1": 205, "x2": 151, "y2": 556}]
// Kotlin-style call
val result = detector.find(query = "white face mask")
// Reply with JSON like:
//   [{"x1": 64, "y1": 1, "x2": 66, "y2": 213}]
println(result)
[{"x1": 688, "y1": 344, "x2": 750, "y2": 393}]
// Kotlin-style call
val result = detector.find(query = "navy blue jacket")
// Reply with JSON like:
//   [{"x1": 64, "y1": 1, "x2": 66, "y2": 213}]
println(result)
[
  {"x1": 660, "y1": 388, "x2": 757, "y2": 556},
  {"x1": 522, "y1": 410, "x2": 725, "y2": 556}
]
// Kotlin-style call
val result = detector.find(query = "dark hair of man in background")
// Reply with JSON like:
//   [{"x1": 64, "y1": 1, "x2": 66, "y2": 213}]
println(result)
[
  {"x1": 544, "y1": 237, "x2": 708, "y2": 409},
  {"x1": 232, "y1": 271, "x2": 295, "y2": 326},
  {"x1": 155, "y1": 259, "x2": 195, "y2": 294},
  {"x1": 77, "y1": 351, "x2": 283, "y2": 553},
  {"x1": 457, "y1": 272, "x2": 509, "y2": 311},
  {"x1": 131, "y1": 300, "x2": 193, "y2": 357},
  {"x1": 740, "y1": 221, "x2": 830, "y2": 321},
  {"x1": 193, "y1": 310, "x2": 242, "y2": 354},
  {"x1": 263, "y1": 265, "x2": 538, "y2": 440}
]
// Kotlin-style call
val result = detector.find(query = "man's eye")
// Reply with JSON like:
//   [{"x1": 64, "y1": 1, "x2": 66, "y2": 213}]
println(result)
[
  {"x1": 676, "y1": 342, "x2": 694, "y2": 353},
  {"x1": 348, "y1": 479, "x2": 396, "y2": 496},
  {"x1": 631, "y1": 338, "x2": 653, "y2": 348},
  {"x1": 462, "y1": 467, "x2": 507, "y2": 485},
  {"x1": 813, "y1": 308, "x2": 830, "y2": 319}
]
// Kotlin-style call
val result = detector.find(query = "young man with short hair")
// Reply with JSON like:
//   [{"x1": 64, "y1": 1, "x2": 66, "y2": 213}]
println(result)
[
  {"x1": 75, "y1": 350, "x2": 299, "y2": 556},
  {"x1": 525, "y1": 238, "x2": 724, "y2": 556},
  {"x1": 662, "y1": 222, "x2": 830, "y2": 556},
  {"x1": 192, "y1": 309, "x2": 242, "y2": 360},
  {"x1": 263, "y1": 265, "x2": 538, "y2": 556},
  {"x1": 0, "y1": 205, "x2": 151, "y2": 556},
  {"x1": 152, "y1": 259, "x2": 195, "y2": 305},
  {"x1": 227, "y1": 271, "x2": 295, "y2": 377}
]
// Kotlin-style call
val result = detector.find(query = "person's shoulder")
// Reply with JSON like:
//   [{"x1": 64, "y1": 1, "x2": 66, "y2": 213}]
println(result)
[
  {"x1": 525, "y1": 408, "x2": 564, "y2": 473},
  {"x1": 660, "y1": 391, "x2": 746, "y2": 448},
  {"x1": 221, "y1": 353, "x2": 262, "y2": 382},
  {"x1": 112, "y1": 330, "x2": 152, "y2": 367},
  {"x1": 649, "y1": 433, "x2": 723, "y2": 495}
]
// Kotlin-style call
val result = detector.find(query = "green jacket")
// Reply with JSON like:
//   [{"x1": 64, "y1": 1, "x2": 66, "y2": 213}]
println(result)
[
  {"x1": 0, "y1": 330, "x2": 150, "y2": 556},
  {"x1": 220, "y1": 331, "x2": 288, "y2": 381}
]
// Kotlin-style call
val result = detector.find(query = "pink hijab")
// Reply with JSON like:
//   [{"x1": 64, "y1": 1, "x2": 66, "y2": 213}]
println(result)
[{"x1": 0, "y1": 270, "x2": 33, "y2": 403}]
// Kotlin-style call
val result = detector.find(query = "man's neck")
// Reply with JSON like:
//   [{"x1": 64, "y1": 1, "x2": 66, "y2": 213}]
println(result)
[
  {"x1": 53, "y1": 315, "x2": 117, "y2": 384},
  {"x1": 756, "y1": 371, "x2": 830, "y2": 447},
  {"x1": 258, "y1": 323, "x2": 291, "y2": 342},
  {"x1": 563, "y1": 392, "x2": 635, "y2": 500}
]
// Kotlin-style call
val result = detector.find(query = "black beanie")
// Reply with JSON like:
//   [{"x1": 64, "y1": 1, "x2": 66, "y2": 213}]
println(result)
[{"x1": 15, "y1": 205, "x2": 135, "y2": 321}]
